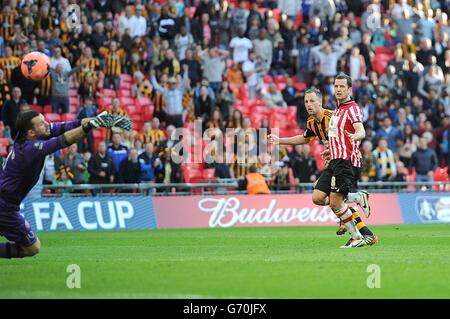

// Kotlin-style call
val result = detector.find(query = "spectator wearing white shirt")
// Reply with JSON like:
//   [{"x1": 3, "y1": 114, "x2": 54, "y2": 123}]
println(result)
[
  {"x1": 311, "y1": 40, "x2": 347, "y2": 77},
  {"x1": 174, "y1": 25, "x2": 194, "y2": 61},
  {"x1": 229, "y1": 31, "x2": 253, "y2": 63},
  {"x1": 131, "y1": 5, "x2": 147, "y2": 37},
  {"x1": 253, "y1": 29, "x2": 273, "y2": 65},
  {"x1": 118, "y1": 6, "x2": 135, "y2": 36},
  {"x1": 50, "y1": 46, "x2": 71, "y2": 72}
]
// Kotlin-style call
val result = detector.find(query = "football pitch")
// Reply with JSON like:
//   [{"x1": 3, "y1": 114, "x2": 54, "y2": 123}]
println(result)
[{"x1": 1, "y1": 224, "x2": 449, "y2": 298}]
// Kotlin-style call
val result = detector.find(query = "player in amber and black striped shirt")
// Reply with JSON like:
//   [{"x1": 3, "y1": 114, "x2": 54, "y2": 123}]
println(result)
[{"x1": 268, "y1": 87, "x2": 377, "y2": 246}]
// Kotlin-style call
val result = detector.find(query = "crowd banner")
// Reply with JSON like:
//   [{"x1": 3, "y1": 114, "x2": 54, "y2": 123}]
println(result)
[
  {"x1": 20, "y1": 197, "x2": 157, "y2": 231},
  {"x1": 397, "y1": 193, "x2": 450, "y2": 224},
  {"x1": 153, "y1": 194, "x2": 404, "y2": 229}
]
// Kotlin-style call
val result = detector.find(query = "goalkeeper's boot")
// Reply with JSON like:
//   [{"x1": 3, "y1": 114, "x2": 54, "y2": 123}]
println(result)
[
  {"x1": 340, "y1": 237, "x2": 365, "y2": 248},
  {"x1": 363, "y1": 234, "x2": 379, "y2": 246},
  {"x1": 358, "y1": 190, "x2": 371, "y2": 218}
]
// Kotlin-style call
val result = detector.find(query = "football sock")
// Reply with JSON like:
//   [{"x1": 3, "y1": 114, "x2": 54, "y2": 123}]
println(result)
[
  {"x1": 349, "y1": 206, "x2": 374, "y2": 236},
  {"x1": 334, "y1": 205, "x2": 362, "y2": 240},
  {"x1": 346, "y1": 192, "x2": 361, "y2": 204},
  {"x1": 0, "y1": 242, "x2": 24, "y2": 259}
]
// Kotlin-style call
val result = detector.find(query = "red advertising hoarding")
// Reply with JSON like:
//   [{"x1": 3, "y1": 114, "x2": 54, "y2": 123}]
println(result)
[{"x1": 153, "y1": 194, "x2": 403, "y2": 229}]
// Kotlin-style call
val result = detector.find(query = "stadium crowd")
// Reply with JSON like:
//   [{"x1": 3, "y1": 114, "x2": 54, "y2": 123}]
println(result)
[{"x1": 0, "y1": 0, "x2": 449, "y2": 194}]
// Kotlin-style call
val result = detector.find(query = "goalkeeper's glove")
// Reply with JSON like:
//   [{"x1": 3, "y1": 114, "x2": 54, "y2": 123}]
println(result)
[{"x1": 83, "y1": 111, "x2": 133, "y2": 133}]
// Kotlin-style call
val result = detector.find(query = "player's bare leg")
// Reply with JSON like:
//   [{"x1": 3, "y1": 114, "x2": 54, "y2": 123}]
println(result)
[{"x1": 312, "y1": 189, "x2": 329, "y2": 206}]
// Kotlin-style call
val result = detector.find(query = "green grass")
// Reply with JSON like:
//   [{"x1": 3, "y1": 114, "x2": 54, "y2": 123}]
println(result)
[{"x1": 1, "y1": 224, "x2": 449, "y2": 298}]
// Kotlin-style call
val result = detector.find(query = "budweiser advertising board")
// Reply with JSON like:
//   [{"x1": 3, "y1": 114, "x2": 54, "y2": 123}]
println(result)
[{"x1": 153, "y1": 194, "x2": 403, "y2": 229}]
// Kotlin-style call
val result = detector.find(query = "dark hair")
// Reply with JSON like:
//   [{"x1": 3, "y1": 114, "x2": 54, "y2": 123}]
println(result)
[
  {"x1": 15, "y1": 110, "x2": 41, "y2": 143},
  {"x1": 335, "y1": 73, "x2": 353, "y2": 88},
  {"x1": 305, "y1": 87, "x2": 322, "y2": 99}
]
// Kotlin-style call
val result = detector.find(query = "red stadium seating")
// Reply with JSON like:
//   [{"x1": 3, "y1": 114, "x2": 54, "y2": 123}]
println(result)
[
  {"x1": 44, "y1": 113, "x2": 61, "y2": 122},
  {"x1": 120, "y1": 74, "x2": 132, "y2": 83},
  {"x1": 101, "y1": 89, "x2": 116, "y2": 97},
  {"x1": 30, "y1": 104, "x2": 43, "y2": 112},
  {"x1": 43, "y1": 105, "x2": 52, "y2": 114},
  {"x1": 0, "y1": 144, "x2": 8, "y2": 157},
  {"x1": 135, "y1": 97, "x2": 151, "y2": 107},
  {"x1": 62, "y1": 113, "x2": 77, "y2": 122}
]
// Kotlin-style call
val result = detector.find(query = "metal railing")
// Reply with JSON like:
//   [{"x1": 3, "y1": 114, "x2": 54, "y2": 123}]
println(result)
[{"x1": 40, "y1": 180, "x2": 450, "y2": 197}]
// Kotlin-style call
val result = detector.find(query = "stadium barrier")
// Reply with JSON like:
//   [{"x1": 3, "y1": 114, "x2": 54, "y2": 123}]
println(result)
[{"x1": 21, "y1": 189, "x2": 450, "y2": 231}]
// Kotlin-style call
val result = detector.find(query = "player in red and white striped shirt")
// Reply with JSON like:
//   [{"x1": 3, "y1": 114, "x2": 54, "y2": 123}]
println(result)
[{"x1": 325, "y1": 74, "x2": 367, "y2": 248}]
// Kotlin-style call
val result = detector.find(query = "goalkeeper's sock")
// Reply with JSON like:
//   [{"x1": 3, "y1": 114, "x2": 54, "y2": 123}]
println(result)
[
  {"x1": 0, "y1": 242, "x2": 24, "y2": 258},
  {"x1": 334, "y1": 205, "x2": 362, "y2": 240},
  {"x1": 349, "y1": 206, "x2": 374, "y2": 236},
  {"x1": 346, "y1": 192, "x2": 361, "y2": 204}
]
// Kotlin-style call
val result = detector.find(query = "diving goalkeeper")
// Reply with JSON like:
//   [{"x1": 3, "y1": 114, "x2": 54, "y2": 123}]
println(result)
[{"x1": 0, "y1": 110, "x2": 132, "y2": 258}]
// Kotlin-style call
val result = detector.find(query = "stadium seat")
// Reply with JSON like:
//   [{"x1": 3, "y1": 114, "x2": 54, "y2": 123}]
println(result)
[
  {"x1": 294, "y1": 82, "x2": 306, "y2": 91},
  {"x1": 62, "y1": 113, "x2": 77, "y2": 122},
  {"x1": 120, "y1": 82, "x2": 132, "y2": 90},
  {"x1": 263, "y1": 74, "x2": 273, "y2": 84},
  {"x1": 202, "y1": 168, "x2": 216, "y2": 180},
  {"x1": 43, "y1": 105, "x2": 52, "y2": 114},
  {"x1": 69, "y1": 105, "x2": 78, "y2": 113},
  {"x1": 120, "y1": 97, "x2": 135, "y2": 106},
  {"x1": 135, "y1": 97, "x2": 151, "y2": 107},
  {"x1": 118, "y1": 89, "x2": 132, "y2": 98},
  {"x1": 120, "y1": 74, "x2": 132, "y2": 83},
  {"x1": 44, "y1": 113, "x2": 61, "y2": 122},
  {"x1": 30, "y1": 104, "x2": 43, "y2": 112},
  {"x1": 101, "y1": 89, "x2": 116, "y2": 97},
  {"x1": 0, "y1": 137, "x2": 10, "y2": 146}
]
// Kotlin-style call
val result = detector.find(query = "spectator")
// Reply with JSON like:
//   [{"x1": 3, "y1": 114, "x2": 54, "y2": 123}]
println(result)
[
  {"x1": 130, "y1": 5, "x2": 148, "y2": 38},
  {"x1": 375, "y1": 117, "x2": 403, "y2": 153},
  {"x1": 194, "y1": 84, "x2": 214, "y2": 123},
  {"x1": 361, "y1": 140, "x2": 377, "y2": 182},
  {"x1": 150, "y1": 64, "x2": 189, "y2": 128},
  {"x1": 76, "y1": 96, "x2": 97, "y2": 153},
  {"x1": 49, "y1": 63, "x2": 82, "y2": 114},
  {"x1": 282, "y1": 77, "x2": 302, "y2": 106},
  {"x1": 99, "y1": 41, "x2": 125, "y2": 91},
  {"x1": 138, "y1": 142, "x2": 163, "y2": 183},
  {"x1": 50, "y1": 46, "x2": 71, "y2": 72},
  {"x1": 107, "y1": 133, "x2": 129, "y2": 182},
  {"x1": 159, "y1": 147, "x2": 182, "y2": 184},
  {"x1": 118, "y1": 5, "x2": 135, "y2": 36},
  {"x1": 296, "y1": 34, "x2": 313, "y2": 82},
  {"x1": 231, "y1": 0, "x2": 250, "y2": 37},
  {"x1": 0, "y1": 69, "x2": 11, "y2": 117},
  {"x1": 289, "y1": 144, "x2": 318, "y2": 186},
  {"x1": 238, "y1": 165, "x2": 271, "y2": 194},
  {"x1": 200, "y1": 47, "x2": 228, "y2": 93},
  {"x1": 159, "y1": 49, "x2": 181, "y2": 78},
  {"x1": 118, "y1": 148, "x2": 141, "y2": 184},
  {"x1": 0, "y1": 46, "x2": 21, "y2": 83},
  {"x1": 264, "y1": 82, "x2": 287, "y2": 107},
  {"x1": 106, "y1": 98, "x2": 128, "y2": 140},
  {"x1": 242, "y1": 51, "x2": 258, "y2": 99},
  {"x1": 180, "y1": 49, "x2": 202, "y2": 87},
  {"x1": 88, "y1": 141, "x2": 114, "y2": 192},
  {"x1": 229, "y1": 30, "x2": 253, "y2": 63},
  {"x1": 373, "y1": 138, "x2": 397, "y2": 182},
  {"x1": 1, "y1": 86, "x2": 25, "y2": 138},
  {"x1": 150, "y1": 117, "x2": 167, "y2": 152},
  {"x1": 253, "y1": 29, "x2": 273, "y2": 67},
  {"x1": 347, "y1": 47, "x2": 366, "y2": 81},
  {"x1": 43, "y1": 153, "x2": 62, "y2": 185},
  {"x1": 379, "y1": 65, "x2": 398, "y2": 91},
  {"x1": 411, "y1": 137, "x2": 438, "y2": 191},
  {"x1": 217, "y1": 80, "x2": 236, "y2": 122},
  {"x1": 311, "y1": 40, "x2": 347, "y2": 77},
  {"x1": 271, "y1": 39, "x2": 289, "y2": 76},
  {"x1": 62, "y1": 144, "x2": 86, "y2": 185},
  {"x1": 174, "y1": 25, "x2": 194, "y2": 61},
  {"x1": 53, "y1": 166, "x2": 74, "y2": 196}
]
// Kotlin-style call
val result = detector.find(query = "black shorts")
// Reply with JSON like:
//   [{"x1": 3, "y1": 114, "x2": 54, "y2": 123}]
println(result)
[{"x1": 314, "y1": 159, "x2": 357, "y2": 196}]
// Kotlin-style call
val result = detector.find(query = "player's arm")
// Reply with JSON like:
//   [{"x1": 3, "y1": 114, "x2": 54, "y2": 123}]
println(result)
[
  {"x1": 49, "y1": 118, "x2": 96, "y2": 137},
  {"x1": 268, "y1": 134, "x2": 309, "y2": 145},
  {"x1": 346, "y1": 122, "x2": 366, "y2": 142}
]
